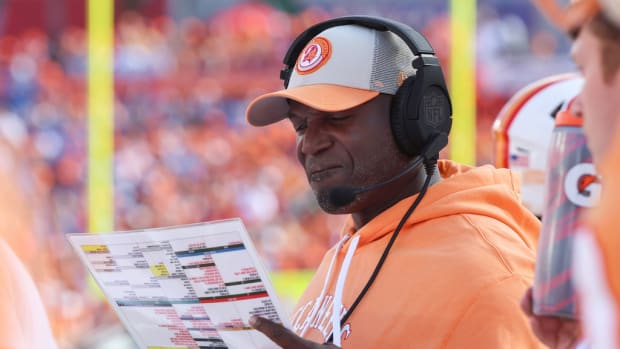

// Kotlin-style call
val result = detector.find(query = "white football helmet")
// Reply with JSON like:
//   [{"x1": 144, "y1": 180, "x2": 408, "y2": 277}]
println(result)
[{"x1": 493, "y1": 73, "x2": 584, "y2": 216}]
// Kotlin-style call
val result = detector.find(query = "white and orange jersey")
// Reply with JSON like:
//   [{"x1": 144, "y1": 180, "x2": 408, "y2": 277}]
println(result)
[{"x1": 572, "y1": 126, "x2": 620, "y2": 348}]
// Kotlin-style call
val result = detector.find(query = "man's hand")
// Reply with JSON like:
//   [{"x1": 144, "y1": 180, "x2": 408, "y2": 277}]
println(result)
[
  {"x1": 249, "y1": 316, "x2": 341, "y2": 349},
  {"x1": 520, "y1": 287, "x2": 581, "y2": 349}
]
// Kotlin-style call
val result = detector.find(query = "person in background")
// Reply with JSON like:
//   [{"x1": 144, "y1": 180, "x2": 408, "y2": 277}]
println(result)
[
  {"x1": 0, "y1": 239, "x2": 58, "y2": 349},
  {"x1": 523, "y1": 0, "x2": 620, "y2": 348},
  {"x1": 0, "y1": 139, "x2": 57, "y2": 348},
  {"x1": 244, "y1": 15, "x2": 544, "y2": 348}
]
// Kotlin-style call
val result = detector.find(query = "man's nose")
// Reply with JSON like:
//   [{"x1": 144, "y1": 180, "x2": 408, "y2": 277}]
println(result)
[{"x1": 299, "y1": 122, "x2": 332, "y2": 155}]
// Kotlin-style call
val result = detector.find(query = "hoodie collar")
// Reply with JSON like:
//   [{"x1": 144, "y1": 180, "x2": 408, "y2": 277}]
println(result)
[{"x1": 338, "y1": 160, "x2": 527, "y2": 248}]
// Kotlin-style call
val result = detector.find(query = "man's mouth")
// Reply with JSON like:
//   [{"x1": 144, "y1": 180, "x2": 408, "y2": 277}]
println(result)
[{"x1": 308, "y1": 166, "x2": 342, "y2": 182}]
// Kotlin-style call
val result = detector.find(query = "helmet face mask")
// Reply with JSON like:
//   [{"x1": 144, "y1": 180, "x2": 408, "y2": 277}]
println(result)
[{"x1": 493, "y1": 74, "x2": 584, "y2": 217}]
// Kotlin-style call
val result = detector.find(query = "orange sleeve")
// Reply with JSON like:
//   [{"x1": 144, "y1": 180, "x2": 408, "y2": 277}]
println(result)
[{"x1": 442, "y1": 275, "x2": 545, "y2": 349}]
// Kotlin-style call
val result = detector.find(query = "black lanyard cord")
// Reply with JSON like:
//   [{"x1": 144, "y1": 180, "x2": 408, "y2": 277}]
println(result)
[{"x1": 325, "y1": 161, "x2": 436, "y2": 344}]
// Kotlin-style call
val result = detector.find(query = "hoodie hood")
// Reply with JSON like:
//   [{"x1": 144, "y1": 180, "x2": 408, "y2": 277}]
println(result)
[{"x1": 340, "y1": 159, "x2": 540, "y2": 250}]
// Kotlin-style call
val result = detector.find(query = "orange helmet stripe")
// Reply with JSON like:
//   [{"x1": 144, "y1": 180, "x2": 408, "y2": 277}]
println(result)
[{"x1": 493, "y1": 74, "x2": 577, "y2": 168}]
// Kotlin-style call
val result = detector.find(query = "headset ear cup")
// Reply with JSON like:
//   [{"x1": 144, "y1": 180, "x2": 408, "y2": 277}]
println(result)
[{"x1": 390, "y1": 76, "x2": 418, "y2": 156}]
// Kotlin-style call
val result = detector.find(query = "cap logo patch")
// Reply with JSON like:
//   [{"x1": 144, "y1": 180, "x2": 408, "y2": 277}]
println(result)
[
  {"x1": 397, "y1": 71, "x2": 408, "y2": 87},
  {"x1": 296, "y1": 37, "x2": 331, "y2": 75}
]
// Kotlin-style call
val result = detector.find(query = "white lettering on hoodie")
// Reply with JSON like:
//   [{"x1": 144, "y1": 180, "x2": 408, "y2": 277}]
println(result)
[
  {"x1": 291, "y1": 234, "x2": 359, "y2": 345},
  {"x1": 292, "y1": 295, "x2": 350, "y2": 342}
]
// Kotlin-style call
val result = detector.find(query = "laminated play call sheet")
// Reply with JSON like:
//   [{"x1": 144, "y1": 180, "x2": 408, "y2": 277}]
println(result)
[{"x1": 68, "y1": 219, "x2": 289, "y2": 349}]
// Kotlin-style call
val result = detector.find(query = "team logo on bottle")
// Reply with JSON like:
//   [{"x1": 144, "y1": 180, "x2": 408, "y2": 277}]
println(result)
[
  {"x1": 296, "y1": 37, "x2": 331, "y2": 75},
  {"x1": 564, "y1": 163, "x2": 600, "y2": 207}
]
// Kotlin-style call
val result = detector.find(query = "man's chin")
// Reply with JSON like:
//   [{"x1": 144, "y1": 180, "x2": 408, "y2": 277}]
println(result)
[{"x1": 314, "y1": 189, "x2": 352, "y2": 214}]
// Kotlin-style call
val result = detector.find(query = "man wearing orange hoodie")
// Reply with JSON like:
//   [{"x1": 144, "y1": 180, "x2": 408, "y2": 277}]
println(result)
[
  {"x1": 521, "y1": 1, "x2": 620, "y2": 348},
  {"x1": 245, "y1": 15, "x2": 544, "y2": 348}
]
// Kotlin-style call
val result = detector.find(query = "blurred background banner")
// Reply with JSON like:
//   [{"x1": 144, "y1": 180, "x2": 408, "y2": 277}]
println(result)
[{"x1": 0, "y1": 0, "x2": 575, "y2": 348}]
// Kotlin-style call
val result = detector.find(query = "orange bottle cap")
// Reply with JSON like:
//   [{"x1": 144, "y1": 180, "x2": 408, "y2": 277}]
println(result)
[{"x1": 555, "y1": 109, "x2": 583, "y2": 126}]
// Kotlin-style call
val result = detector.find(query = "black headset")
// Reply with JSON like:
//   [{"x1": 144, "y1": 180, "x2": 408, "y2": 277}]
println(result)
[{"x1": 280, "y1": 15, "x2": 453, "y2": 160}]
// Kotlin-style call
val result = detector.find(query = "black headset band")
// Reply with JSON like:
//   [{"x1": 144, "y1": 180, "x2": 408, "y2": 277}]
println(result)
[{"x1": 281, "y1": 15, "x2": 437, "y2": 86}]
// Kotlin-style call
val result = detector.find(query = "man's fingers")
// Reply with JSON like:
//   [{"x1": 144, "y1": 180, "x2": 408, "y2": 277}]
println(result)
[
  {"x1": 557, "y1": 319, "x2": 581, "y2": 349},
  {"x1": 520, "y1": 287, "x2": 534, "y2": 316},
  {"x1": 250, "y1": 315, "x2": 311, "y2": 348}
]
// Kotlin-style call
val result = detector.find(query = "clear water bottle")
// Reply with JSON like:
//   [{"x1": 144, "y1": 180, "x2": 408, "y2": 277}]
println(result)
[{"x1": 532, "y1": 102, "x2": 601, "y2": 318}]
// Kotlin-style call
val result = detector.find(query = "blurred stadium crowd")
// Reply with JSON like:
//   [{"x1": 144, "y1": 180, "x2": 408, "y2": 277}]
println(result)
[{"x1": 0, "y1": 0, "x2": 577, "y2": 347}]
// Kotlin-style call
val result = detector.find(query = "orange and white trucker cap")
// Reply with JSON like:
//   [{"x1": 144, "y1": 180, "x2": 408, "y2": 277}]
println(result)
[
  {"x1": 245, "y1": 24, "x2": 416, "y2": 126},
  {"x1": 532, "y1": 0, "x2": 620, "y2": 32},
  {"x1": 602, "y1": 0, "x2": 620, "y2": 26}
]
